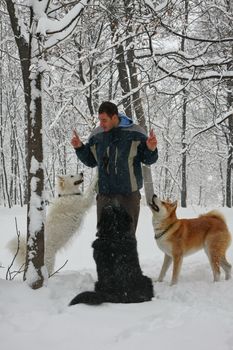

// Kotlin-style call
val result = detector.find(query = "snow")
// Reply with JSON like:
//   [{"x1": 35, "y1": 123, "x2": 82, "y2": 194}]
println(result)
[
  {"x1": 30, "y1": 156, "x2": 40, "y2": 174},
  {"x1": 24, "y1": 260, "x2": 41, "y2": 286},
  {"x1": 1, "y1": 204, "x2": 233, "y2": 350}
]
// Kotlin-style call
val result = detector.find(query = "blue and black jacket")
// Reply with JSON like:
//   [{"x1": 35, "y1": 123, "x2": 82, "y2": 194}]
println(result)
[{"x1": 75, "y1": 114, "x2": 158, "y2": 195}]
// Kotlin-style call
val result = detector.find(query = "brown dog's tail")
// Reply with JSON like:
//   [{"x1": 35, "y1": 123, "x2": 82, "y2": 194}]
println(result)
[{"x1": 203, "y1": 210, "x2": 226, "y2": 223}]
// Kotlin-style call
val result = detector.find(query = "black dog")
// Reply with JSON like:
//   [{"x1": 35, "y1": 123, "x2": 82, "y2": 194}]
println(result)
[{"x1": 69, "y1": 204, "x2": 154, "y2": 305}]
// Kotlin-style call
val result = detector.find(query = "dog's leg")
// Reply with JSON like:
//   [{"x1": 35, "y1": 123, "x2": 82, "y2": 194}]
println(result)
[
  {"x1": 44, "y1": 246, "x2": 56, "y2": 276},
  {"x1": 220, "y1": 256, "x2": 232, "y2": 280},
  {"x1": 208, "y1": 254, "x2": 221, "y2": 282},
  {"x1": 171, "y1": 255, "x2": 183, "y2": 285},
  {"x1": 157, "y1": 254, "x2": 172, "y2": 282}
]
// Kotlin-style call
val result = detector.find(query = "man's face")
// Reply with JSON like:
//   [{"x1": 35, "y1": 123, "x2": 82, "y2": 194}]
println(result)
[{"x1": 99, "y1": 112, "x2": 119, "y2": 132}]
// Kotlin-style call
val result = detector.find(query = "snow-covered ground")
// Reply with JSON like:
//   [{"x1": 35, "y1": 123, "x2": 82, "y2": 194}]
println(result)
[{"x1": 1, "y1": 203, "x2": 233, "y2": 350}]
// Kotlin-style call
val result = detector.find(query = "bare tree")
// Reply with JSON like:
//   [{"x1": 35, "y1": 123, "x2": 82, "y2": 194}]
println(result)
[{"x1": 5, "y1": 0, "x2": 90, "y2": 289}]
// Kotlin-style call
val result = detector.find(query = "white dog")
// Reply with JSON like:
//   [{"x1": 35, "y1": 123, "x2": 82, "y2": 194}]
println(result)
[{"x1": 8, "y1": 173, "x2": 96, "y2": 275}]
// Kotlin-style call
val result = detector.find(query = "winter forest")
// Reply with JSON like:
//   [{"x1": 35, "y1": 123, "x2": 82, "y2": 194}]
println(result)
[
  {"x1": 1, "y1": 0, "x2": 233, "y2": 209},
  {"x1": 1, "y1": 2, "x2": 233, "y2": 348},
  {"x1": 1, "y1": 0, "x2": 233, "y2": 288}
]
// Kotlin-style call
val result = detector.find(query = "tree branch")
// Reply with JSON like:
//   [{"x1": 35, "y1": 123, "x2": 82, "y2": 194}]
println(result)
[
  {"x1": 159, "y1": 18, "x2": 233, "y2": 43},
  {"x1": 185, "y1": 110, "x2": 233, "y2": 150}
]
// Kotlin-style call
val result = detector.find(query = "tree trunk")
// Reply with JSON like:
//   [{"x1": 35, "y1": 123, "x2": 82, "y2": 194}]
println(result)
[
  {"x1": 6, "y1": 1, "x2": 46, "y2": 288},
  {"x1": 23, "y1": 10, "x2": 46, "y2": 288},
  {"x1": 124, "y1": 0, "x2": 154, "y2": 203},
  {"x1": 24, "y1": 69, "x2": 46, "y2": 288},
  {"x1": 110, "y1": 19, "x2": 133, "y2": 117},
  {"x1": 181, "y1": 89, "x2": 187, "y2": 207},
  {"x1": 226, "y1": 115, "x2": 233, "y2": 207},
  {"x1": 0, "y1": 19, "x2": 11, "y2": 207},
  {"x1": 226, "y1": 0, "x2": 233, "y2": 207},
  {"x1": 180, "y1": 0, "x2": 189, "y2": 207}
]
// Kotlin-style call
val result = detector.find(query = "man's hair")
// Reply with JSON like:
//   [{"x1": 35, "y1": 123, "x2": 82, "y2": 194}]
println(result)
[{"x1": 98, "y1": 101, "x2": 118, "y2": 117}]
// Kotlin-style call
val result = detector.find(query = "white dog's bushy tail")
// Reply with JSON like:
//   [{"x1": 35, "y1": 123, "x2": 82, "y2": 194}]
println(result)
[{"x1": 7, "y1": 235, "x2": 26, "y2": 269}]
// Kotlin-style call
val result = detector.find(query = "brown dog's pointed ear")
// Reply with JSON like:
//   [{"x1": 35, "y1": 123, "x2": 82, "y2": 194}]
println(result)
[{"x1": 172, "y1": 201, "x2": 178, "y2": 209}]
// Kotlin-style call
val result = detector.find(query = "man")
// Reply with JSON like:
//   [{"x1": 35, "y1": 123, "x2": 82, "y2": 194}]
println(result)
[{"x1": 71, "y1": 101, "x2": 158, "y2": 235}]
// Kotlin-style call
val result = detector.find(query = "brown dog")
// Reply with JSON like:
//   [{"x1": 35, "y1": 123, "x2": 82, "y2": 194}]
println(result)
[{"x1": 149, "y1": 195, "x2": 232, "y2": 285}]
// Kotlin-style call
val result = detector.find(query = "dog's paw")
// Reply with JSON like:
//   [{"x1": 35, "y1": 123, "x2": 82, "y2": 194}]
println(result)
[
  {"x1": 152, "y1": 277, "x2": 164, "y2": 283},
  {"x1": 170, "y1": 280, "x2": 178, "y2": 286}
]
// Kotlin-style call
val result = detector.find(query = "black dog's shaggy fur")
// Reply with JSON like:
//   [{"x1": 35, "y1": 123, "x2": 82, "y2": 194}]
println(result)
[{"x1": 69, "y1": 204, "x2": 154, "y2": 306}]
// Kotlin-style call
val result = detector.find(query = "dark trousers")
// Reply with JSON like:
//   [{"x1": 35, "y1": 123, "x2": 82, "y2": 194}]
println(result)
[{"x1": 96, "y1": 191, "x2": 141, "y2": 235}]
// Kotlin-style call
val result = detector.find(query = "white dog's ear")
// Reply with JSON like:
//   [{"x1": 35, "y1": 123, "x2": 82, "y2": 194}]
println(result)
[{"x1": 57, "y1": 176, "x2": 65, "y2": 190}]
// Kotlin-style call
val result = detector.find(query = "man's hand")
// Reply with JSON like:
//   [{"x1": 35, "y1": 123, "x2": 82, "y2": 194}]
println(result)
[
  {"x1": 71, "y1": 129, "x2": 82, "y2": 149},
  {"x1": 146, "y1": 129, "x2": 157, "y2": 151}
]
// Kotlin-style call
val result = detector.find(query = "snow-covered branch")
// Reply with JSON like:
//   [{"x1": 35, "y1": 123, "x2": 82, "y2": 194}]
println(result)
[
  {"x1": 189, "y1": 110, "x2": 233, "y2": 143},
  {"x1": 154, "y1": 57, "x2": 233, "y2": 82},
  {"x1": 35, "y1": 0, "x2": 90, "y2": 49}
]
